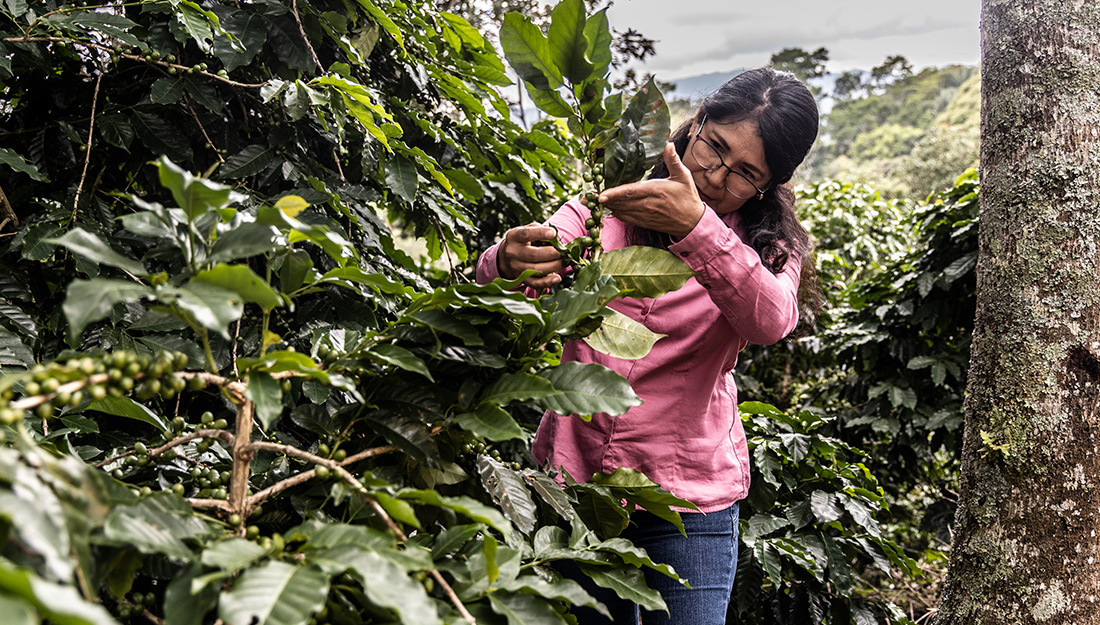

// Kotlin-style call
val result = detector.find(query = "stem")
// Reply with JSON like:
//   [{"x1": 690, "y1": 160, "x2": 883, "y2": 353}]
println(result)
[
  {"x1": 228, "y1": 401, "x2": 255, "y2": 517},
  {"x1": 199, "y1": 327, "x2": 218, "y2": 373},
  {"x1": 71, "y1": 72, "x2": 102, "y2": 221}
]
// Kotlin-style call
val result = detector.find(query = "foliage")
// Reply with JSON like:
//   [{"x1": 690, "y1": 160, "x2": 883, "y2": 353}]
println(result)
[
  {"x1": 814, "y1": 66, "x2": 978, "y2": 200},
  {"x1": 739, "y1": 171, "x2": 980, "y2": 557},
  {"x1": 0, "y1": 157, "x2": 701, "y2": 624},
  {"x1": 730, "y1": 402, "x2": 918, "y2": 625}
]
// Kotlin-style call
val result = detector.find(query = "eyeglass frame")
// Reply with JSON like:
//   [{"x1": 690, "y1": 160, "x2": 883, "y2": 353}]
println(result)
[{"x1": 689, "y1": 115, "x2": 768, "y2": 201}]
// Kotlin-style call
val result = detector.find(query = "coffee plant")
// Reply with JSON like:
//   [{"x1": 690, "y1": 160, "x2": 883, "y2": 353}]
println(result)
[{"x1": 0, "y1": 0, "x2": 921, "y2": 623}]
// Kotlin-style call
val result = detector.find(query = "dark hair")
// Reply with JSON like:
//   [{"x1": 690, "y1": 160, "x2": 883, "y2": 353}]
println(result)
[{"x1": 634, "y1": 67, "x2": 822, "y2": 323}]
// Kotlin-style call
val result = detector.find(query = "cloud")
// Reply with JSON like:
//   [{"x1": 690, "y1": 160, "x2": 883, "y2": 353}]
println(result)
[{"x1": 606, "y1": 0, "x2": 979, "y2": 79}]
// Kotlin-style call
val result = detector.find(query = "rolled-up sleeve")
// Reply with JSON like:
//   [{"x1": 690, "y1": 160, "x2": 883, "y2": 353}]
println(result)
[{"x1": 668, "y1": 208, "x2": 801, "y2": 345}]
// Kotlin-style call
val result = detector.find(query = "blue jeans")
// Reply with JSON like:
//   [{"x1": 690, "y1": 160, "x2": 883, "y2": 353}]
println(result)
[{"x1": 560, "y1": 504, "x2": 739, "y2": 624}]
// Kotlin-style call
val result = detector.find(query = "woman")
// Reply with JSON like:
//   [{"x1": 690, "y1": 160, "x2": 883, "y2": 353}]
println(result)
[{"x1": 476, "y1": 68, "x2": 819, "y2": 624}]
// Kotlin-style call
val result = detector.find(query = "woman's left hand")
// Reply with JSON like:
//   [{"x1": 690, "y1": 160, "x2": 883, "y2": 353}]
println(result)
[{"x1": 594, "y1": 142, "x2": 707, "y2": 241}]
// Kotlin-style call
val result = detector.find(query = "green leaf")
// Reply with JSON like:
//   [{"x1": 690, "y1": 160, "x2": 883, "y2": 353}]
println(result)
[
  {"x1": 374, "y1": 492, "x2": 421, "y2": 529},
  {"x1": 604, "y1": 77, "x2": 670, "y2": 187},
  {"x1": 218, "y1": 561, "x2": 330, "y2": 625},
  {"x1": 397, "y1": 489, "x2": 512, "y2": 539},
  {"x1": 202, "y1": 538, "x2": 269, "y2": 571},
  {"x1": 599, "y1": 247, "x2": 695, "y2": 298},
  {"x1": 497, "y1": 575, "x2": 607, "y2": 616},
  {"x1": 103, "y1": 493, "x2": 212, "y2": 559},
  {"x1": 500, "y1": 13, "x2": 563, "y2": 92},
  {"x1": 364, "y1": 344, "x2": 433, "y2": 381},
  {"x1": 0, "y1": 147, "x2": 45, "y2": 181},
  {"x1": 0, "y1": 597, "x2": 35, "y2": 625},
  {"x1": 454, "y1": 404, "x2": 525, "y2": 441},
  {"x1": 478, "y1": 456, "x2": 538, "y2": 535},
  {"x1": 583, "y1": 308, "x2": 666, "y2": 359},
  {"x1": 48, "y1": 229, "x2": 148, "y2": 276},
  {"x1": 547, "y1": 0, "x2": 593, "y2": 84},
  {"x1": 156, "y1": 156, "x2": 236, "y2": 220},
  {"x1": 385, "y1": 154, "x2": 418, "y2": 203},
  {"x1": 523, "y1": 84, "x2": 575, "y2": 118},
  {"x1": 527, "y1": 474, "x2": 574, "y2": 520},
  {"x1": 160, "y1": 282, "x2": 244, "y2": 338},
  {"x1": 0, "y1": 562, "x2": 117, "y2": 625},
  {"x1": 97, "y1": 113, "x2": 135, "y2": 151},
  {"x1": 583, "y1": 10, "x2": 612, "y2": 79},
  {"x1": 311, "y1": 547, "x2": 440, "y2": 625},
  {"x1": 209, "y1": 223, "x2": 280, "y2": 263},
  {"x1": 246, "y1": 371, "x2": 284, "y2": 429},
  {"x1": 489, "y1": 592, "x2": 567, "y2": 625},
  {"x1": 741, "y1": 513, "x2": 790, "y2": 548},
  {"x1": 823, "y1": 534, "x2": 853, "y2": 596},
  {"x1": 193, "y1": 264, "x2": 282, "y2": 311},
  {"x1": 132, "y1": 108, "x2": 193, "y2": 163},
  {"x1": 810, "y1": 490, "x2": 844, "y2": 523},
  {"x1": 481, "y1": 372, "x2": 559, "y2": 405},
  {"x1": 220, "y1": 144, "x2": 276, "y2": 178},
  {"x1": 63, "y1": 279, "x2": 153, "y2": 341},
  {"x1": 536, "y1": 362, "x2": 642, "y2": 417},
  {"x1": 164, "y1": 562, "x2": 219, "y2": 625},
  {"x1": 577, "y1": 564, "x2": 666, "y2": 613},
  {"x1": 593, "y1": 538, "x2": 679, "y2": 579},
  {"x1": 87, "y1": 396, "x2": 170, "y2": 431}
]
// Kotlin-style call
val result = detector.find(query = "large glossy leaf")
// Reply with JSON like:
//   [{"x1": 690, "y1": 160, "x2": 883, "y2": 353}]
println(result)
[
  {"x1": 478, "y1": 456, "x2": 538, "y2": 535},
  {"x1": 47, "y1": 229, "x2": 148, "y2": 276},
  {"x1": 454, "y1": 403, "x2": 525, "y2": 441},
  {"x1": 481, "y1": 372, "x2": 559, "y2": 405},
  {"x1": 583, "y1": 10, "x2": 612, "y2": 79},
  {"x1": 397, "y1": 489, "x2": 512, "y2": 539},
  {"x1": 583, "y1": 308, "x2": 666, "y2": 359},
  {"x1": 526, "y1": 473, "x2": 574, "y2": 520},
  {"x1": 193, "y1": 264, "x2": 282, "y2": 311},
  {"x1": 599, "y1": 247, "x2": 695, "y2": 298},
  {"x1": 497, "y1": 575, "x2": 607, "y2": 616},
  {"x1": 385, "y1": 154, "x2": 418, "y2": 203},
  {"x1": 547, "y1": 0, "x2": 593, "y2": 84},
  {"x1": 592, "y1": 538, "x2": 679, "y2": 579},
  {"x1": 201, "y1": 538, "x2": 269, "y2": 571},
  {"x1": 0, "y1": 596, "x2": 35, "y2": 625},
  {"x1": 86, "y1": 396, "x2": 170, "y2": 431},
  {"x1": 164, "y1": 562, "x2": 219, "y2": 625},
  {"x1": 536, "y1": 362, "x2": 641, "y2": 417},
  {"x1": 103, "y1": 493, "x2": 212, "y2": 559},
  {"x1": 311, "y1": 547, "x2": 439, "y2": 625},
  {"x1": 159, "y1": 282, "x2": 244, "y2": 338},
  {"x1": 218, "y1": 561, "x2": 329, "y2": 625},
  {"x1": 246, "y1": 371, "x2": 284, "y2": 429},
  {"x1": 500, "y1": 13, "x2": 563, "y2": 92},
  {"x1": 489, "y1": 592, "x2": 567, "y2": 625},
  {"x1": 577, "y1": 564, "x2": 666, "y2": 612},
  {"x1": 0, "y1": 562, "x2": 117, "y2": 625},
  {"x1": 364, "y1": 344, "x2": 434, "y2": 381},
  {"x1": 209, "y1": 223, "x2": 280, "y2": 263},
  {"x1": 603, "y1": 77, "x2": 670, "y2": 187},
  {"x1": 156, "y1": 157, "x2": 237, "y2": 220},
  {"x1": 0, "y1": 147, "x2": 46, "y2": 181},
  {"x1": 63, "y1": 279, "x2": 153, "y2": 340},
  {"x1": 220, "y1": 144, "x2": 276, "y2": 178}
]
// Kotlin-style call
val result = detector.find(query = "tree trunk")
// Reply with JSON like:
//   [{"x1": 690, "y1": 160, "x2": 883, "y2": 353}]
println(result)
[{"x1": 936, "y1": 1, "x2": 1100, "y2": 623}]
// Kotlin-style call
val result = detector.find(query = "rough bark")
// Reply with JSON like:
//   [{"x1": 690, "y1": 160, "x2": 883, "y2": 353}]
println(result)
[{"x1": 935, "y1": 1, "x2": 1100, "y2": 623}]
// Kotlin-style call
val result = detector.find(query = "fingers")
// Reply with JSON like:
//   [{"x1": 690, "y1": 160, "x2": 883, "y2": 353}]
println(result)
[
  {"x1": 508, "y1": 224, "x2": 558, "y2": 245},
  {"x1": 663, "y1": 142, "x2": 693, "y2": 182}
]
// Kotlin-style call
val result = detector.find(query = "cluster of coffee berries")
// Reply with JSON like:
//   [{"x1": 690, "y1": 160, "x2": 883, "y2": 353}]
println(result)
[
  {"x1": 115, "y1": 590, "x2": 158, "y2": 621},
  {"x1": 0, "y1": 350, "x2": 196, "y2": 425},
  {"x1": 550, "y1": 159, "x2": 606, "y2": 274}
]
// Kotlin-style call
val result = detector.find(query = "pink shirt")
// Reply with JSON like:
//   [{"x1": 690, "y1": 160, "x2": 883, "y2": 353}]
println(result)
[{"x1": 476, "y1": 199, "x2": 801, "y2": 512}]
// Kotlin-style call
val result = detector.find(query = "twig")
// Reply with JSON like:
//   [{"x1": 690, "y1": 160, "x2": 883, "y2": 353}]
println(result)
[
  {"x1": 332, "y1": 148, "x2": 345, "y2": 181},
  {"x1": 291, "y1": 0, "x2": 323, "y2": 71},
  {"x1": 231, "y1": 320, "x2": 241, "y2": 376},
  {"x1": 228, "y1": 401, "x2": 255, "y2": 516},
  {"x1": 187, "y1": 497, "x2": 232, "y2": 512},
  {"x1": 185, "y1": 97, "x2": 225, "y2": 164},
  {"x1": 72, "y1": 72, "x2": 102, "y2": 219},
  {"x1": 0, "y1": 183, "x2": 18, "y2": 230},
  {"x1": 141, "y1": 608, "x2": 166, "y2": 625},
  {"x1": 432, "y1": 218, "x2": 463, "y2": 284},
  {"x1": 94, "y1": 429, "x2": 234, "y2": 469}
]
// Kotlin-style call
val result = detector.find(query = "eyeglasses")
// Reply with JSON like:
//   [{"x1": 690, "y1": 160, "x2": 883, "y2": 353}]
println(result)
[{"x1": 689, "y1": 116, "x2": 767, "y2": 201}]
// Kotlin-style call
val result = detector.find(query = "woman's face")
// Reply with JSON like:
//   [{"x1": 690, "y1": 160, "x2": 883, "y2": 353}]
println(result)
[{"x1": 685, "y1": 118, "x2": 772, "y2": 215}]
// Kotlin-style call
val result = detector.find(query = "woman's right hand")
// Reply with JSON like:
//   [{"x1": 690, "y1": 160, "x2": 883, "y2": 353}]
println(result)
[{"x1": 498, "y1": 224, "x2": 565, "y2": 289}]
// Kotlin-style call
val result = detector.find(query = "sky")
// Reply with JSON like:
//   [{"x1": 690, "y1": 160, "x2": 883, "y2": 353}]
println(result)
[{"x1": 604, "y1": 0, "x2": 981, "y2": 81}]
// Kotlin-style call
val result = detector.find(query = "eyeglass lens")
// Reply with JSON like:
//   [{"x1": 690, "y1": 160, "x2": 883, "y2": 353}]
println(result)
[{"x1": 690, "y1": 140, "x2": 761, "y2": 200}]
